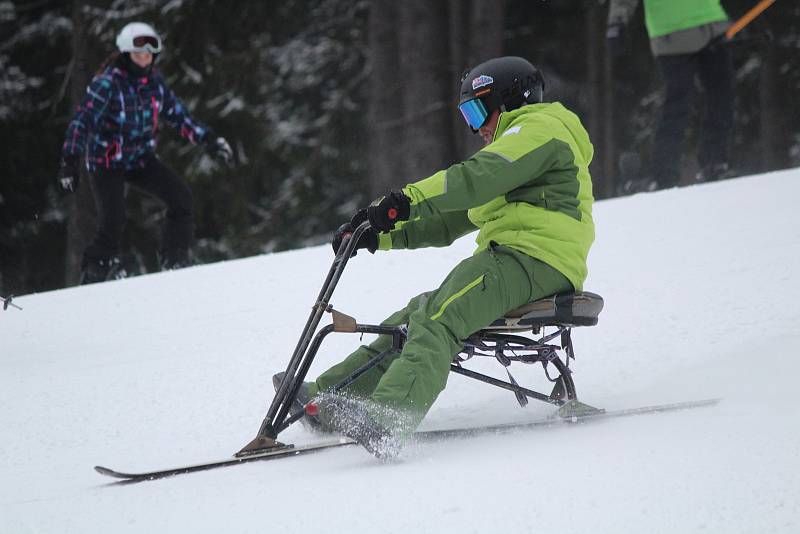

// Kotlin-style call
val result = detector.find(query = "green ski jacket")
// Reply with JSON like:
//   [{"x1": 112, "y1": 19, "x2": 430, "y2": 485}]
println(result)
[
  {"x1": 608, "y1": 0, "x2": 728, "y2": 38},
  {"x1": 379, "y1": 102, "x2": 595, "y2": 291}
]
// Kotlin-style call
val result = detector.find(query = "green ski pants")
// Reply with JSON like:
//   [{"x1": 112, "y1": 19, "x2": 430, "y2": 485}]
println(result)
[{"x1": 310, "y1": 244, "x2": 573, "y2": 431}]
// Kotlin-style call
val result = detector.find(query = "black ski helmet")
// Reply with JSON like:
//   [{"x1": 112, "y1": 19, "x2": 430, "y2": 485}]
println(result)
[{"x1": 458, "y1": 56, "x2": 545, "y2": 130}]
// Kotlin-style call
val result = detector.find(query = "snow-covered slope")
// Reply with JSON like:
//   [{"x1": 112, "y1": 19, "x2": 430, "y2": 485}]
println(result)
[{"x1": 2, "y1": 169, "x2": 799, "y2": 533}]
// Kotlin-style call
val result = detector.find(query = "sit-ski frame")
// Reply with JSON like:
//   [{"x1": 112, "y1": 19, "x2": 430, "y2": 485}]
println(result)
[{"x1": 237, "y1": 222, "x2": 581, "y2": 456}]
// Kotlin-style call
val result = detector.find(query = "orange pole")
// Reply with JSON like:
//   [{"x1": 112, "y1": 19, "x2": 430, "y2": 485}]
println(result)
[{"x1": 726, "y1": 0, "x2": 777, "y2": 40}]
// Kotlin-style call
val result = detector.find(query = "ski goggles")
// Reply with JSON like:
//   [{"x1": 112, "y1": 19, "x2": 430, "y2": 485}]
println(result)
[
  {"x1": 132, "y1": 35, "x2": 162, "y2": 53},
  {"x1": 458, "y1": 98, "x2": 489, "y2": 131}
]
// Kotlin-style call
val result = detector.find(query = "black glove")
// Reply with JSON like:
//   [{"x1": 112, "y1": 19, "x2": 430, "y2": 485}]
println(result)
[
  {"x1": 204, "y1": 134, "x2": 233, "y2": 164},
  {"x1": 331, "y1": 209, "x2": 378, "y2": 256},
  {"x1": 56, "y1": 156, "x2": 80, "y2": 193},
  {"x1": 606, "y1": 23, "x2": 626, "y2": 58},
  {"x1": 367, "y1": 189, "x2": 410, "y2": 232}
]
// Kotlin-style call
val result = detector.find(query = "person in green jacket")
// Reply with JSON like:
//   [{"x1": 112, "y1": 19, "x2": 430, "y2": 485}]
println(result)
[
  {"x1": 283, "y1": 56, "x2": 595, "y2": 458},
  {"x1": 607, "y1": 0, "x2": 734, "y2": 192}
]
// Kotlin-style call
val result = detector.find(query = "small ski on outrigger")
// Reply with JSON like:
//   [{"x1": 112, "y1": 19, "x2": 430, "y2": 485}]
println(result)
[
  {"x1": 95, "y1": 398, "x2": 719, "y2": 483},
  {"x1": 95, "y1": 222, "x2": 721, "y2": 482}
]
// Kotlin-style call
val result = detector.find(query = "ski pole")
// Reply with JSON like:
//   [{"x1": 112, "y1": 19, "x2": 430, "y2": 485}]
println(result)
[
  {"x1": 726, "y1": 0, "x2": 778, "y2": 41},
  {"x1": 2, "y1": 295, "x2": 22, "y2": 311}
]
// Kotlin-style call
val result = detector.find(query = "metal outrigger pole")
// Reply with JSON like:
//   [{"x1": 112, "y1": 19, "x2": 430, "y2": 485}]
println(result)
[{"x1": 236, "y1": 221, "x2": 374, "y2": 457}]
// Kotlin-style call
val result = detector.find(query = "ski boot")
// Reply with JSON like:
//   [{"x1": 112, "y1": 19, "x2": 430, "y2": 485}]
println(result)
[
  {"x1": 306, "y1": 394, "x2": 403, "y2": 461},
  {"x1": 271, "y1": 372, "x2": 329, "y2": 433},
  {"x1": 696, "y1": 162, "x2": 731, "y2": 183},
  {"x1": 80, "y1": 256, "x2": 127, "y2": 285},
  {"x1": 160, "y1": 248, "x2": 195, "y2": 271},
  {"x1": 619, "y1": 177, "x2": 658, "y2": 195}
]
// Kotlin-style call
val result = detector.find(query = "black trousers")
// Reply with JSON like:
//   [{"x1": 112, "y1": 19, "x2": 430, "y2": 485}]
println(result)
[
  {"x1": 651, "y1": 41, "x2": 734, "y2": 185},
  {"x1": 83, "y1": 156, "x2": 193, "y2": 264}
]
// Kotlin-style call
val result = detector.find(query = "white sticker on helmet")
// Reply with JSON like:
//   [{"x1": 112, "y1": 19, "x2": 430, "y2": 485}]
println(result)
[{"x1": 471, "y1": 75, "x2": 494, "y2": 90}]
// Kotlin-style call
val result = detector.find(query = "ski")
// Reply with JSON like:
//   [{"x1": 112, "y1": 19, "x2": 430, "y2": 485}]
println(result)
[
  {"x1": 415, "y1": 398, "x2": 721, "y2": 441},
  {"x1": 95, "y1": 398, "x2": 718, "y2": 483},
  {"x1": 94, "y1": 438, "x2": 356, "y2": 483}
]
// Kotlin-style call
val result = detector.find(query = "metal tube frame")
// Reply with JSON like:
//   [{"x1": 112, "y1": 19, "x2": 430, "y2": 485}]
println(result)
[
  {"x1": 243, "y1": 220, "x2": 579, "y2": 450},
  {"x1": 251, "y1": 221, "x2": 373, "y2": 442}
]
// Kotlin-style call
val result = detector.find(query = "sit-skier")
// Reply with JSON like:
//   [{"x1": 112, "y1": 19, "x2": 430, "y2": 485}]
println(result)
[{"x1": 277, "y1": 56, "x2": 596, "y2": 459}]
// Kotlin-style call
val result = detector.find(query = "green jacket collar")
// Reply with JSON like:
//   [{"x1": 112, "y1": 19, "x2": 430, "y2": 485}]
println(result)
[{"x1": 492, "y1": 103, "x2": 563, "y2": 142}]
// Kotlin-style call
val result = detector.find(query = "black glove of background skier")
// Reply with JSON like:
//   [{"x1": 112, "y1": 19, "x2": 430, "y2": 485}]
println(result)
[
  {"x1": 331, "y1": 209, "x2": 378, "y2": 256},
  {"x1": 367, "y1": 189, "x2": 410, "y2": 232},
  {"x1": 204, "y1": 134, "x2": 233, "y2": 165},
  {"x1": 56, "y1": 156, "x2": 80, "y2": 193}
]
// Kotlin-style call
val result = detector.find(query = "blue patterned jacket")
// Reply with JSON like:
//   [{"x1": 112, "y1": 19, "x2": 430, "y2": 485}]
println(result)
[{"x1": 62, "y1": 59, "x2": 209, "y2": 172}]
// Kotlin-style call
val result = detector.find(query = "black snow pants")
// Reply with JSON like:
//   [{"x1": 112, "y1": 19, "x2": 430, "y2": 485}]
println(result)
[
  {"x1": 651, "y1": 40, "x2": 734, "y2": 186},
  {"x1": 83, "y1": 156, "x2": 193, "y2": 265}
]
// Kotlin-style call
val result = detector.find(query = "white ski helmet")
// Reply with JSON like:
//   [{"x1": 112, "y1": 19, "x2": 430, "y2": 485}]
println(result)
[{"x1": 116, "y1": 22, "x2": 162, "y2": 54}]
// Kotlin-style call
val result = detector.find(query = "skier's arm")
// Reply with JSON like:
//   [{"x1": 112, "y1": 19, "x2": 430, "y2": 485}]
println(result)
[
  {"x1": 158, "y1": 76, "x2": 209, "y2": 144},
  {"x1": 402, "y1": 119, "x2": 577, "y2": 221},
  {"x1": 62, "y1": 76, "x2": 113, "y2": 159},
  {"x1": 378, "y1": 210, "x2": 476, "y2": 250}
]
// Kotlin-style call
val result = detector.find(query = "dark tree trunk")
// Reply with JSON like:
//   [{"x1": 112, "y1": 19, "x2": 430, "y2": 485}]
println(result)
[
  {"x1": 459, "y1": 0, "x2": 505, "y2": 159},
  {"x1": 759, "y1": 38, "x2": 781, "y2": 171},
  {"x1": 602, "y1": 42, "x2": 615, "y2": 197},
  {"x1": 366, "y1": 0, "x2": 404, "y2": 196},
  {"x1": 366, "y1": 0, "x2": 507, "y2": 196},
  {"x1": 586, "y1": 3, "x2": 602, "y2": 194},
  {"x1": 397, "y1": 0, "x2": 454, "y2": 180},
  {"x1": 586, "y1": 1, "x2": 616, "y2": 199},
  {"x1": 448, "y1": 0, "x2": 473, "y2": 160},
  {"x1": 65, "y1": 0, "x2": 96, "y2": 286},
  {"x1": 468, "y1": 0, "x2": 505, "y2": 65},
  {"x1": 365, "y1": 0, "x2": 405, "y2": 198},
  {"x1": 448, "y1": 0, "x2": 507, "y2": 161}
]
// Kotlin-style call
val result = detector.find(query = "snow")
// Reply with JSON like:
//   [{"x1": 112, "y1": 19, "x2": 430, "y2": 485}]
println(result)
[{"x1": 2, "y1": 169, "x2": 800, "y2": 533}]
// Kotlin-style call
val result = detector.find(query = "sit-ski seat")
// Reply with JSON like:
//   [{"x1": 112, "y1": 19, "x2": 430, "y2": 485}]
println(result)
[{"x1": 481, "y1": 291, "x2": 604, "y2": 331}]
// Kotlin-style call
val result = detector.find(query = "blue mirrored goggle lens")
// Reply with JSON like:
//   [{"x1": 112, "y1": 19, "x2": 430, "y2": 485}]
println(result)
[{"x1": 458, "y1": 98, "x2": 488, "y2": 130}]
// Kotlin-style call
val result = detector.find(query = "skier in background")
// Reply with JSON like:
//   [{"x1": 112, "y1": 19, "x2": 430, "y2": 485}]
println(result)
[
  {"x1": 276, "y1": 56, "x2": 596, "y2": 459},
  {"x1": 57, "y1": 22, "x2": 233, "y2": 284},
  {"x1": 607, "y1": 0, "x2": 734, "y2": 193}
]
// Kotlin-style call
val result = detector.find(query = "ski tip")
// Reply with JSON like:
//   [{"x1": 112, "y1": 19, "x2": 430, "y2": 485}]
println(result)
[{"x1": 94, "y1": 465, "x2": 129, "y2": 479}]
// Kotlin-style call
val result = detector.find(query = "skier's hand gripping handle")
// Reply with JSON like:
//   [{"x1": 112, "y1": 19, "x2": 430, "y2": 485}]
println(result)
[
  {"x1": 331, "y1": 209, "x2": 378, "y2": 257},
  {"x1": 367, "y1": 189, "x2": 410, "y2": 232}
]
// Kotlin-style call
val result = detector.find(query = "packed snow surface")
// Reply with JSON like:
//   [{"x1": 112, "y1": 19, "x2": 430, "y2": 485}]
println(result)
[{"x1": 2, "y1": 169, "x2": 799, "y2": 533}]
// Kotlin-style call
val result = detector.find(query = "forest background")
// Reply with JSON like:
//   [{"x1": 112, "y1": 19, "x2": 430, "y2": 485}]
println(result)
[{"x1": 1, "y1": 0, "x2": 798, "y2": 294}]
